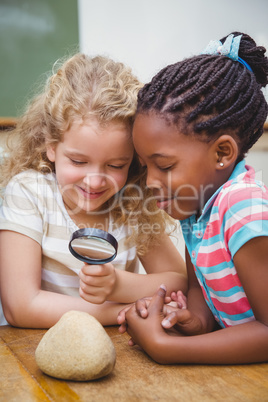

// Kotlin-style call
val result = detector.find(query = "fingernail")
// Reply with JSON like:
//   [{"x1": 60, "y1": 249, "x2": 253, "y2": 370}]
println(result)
[
  {"x1": 160, "y1": 284, "x2": 166, "y2": 291},
  {"x1": 161, "y1": 318, "x2": 169, "y2": 327}
]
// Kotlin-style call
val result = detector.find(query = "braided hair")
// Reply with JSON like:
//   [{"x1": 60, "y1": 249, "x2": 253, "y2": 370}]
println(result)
[{"x1": 136, "y1": 32, "x2": 268, "y2": 161}]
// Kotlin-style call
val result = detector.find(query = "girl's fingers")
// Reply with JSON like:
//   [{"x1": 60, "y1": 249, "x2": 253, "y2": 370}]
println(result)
[
  {"x1": 81, "y1": 263, "x2": 113, "y2": 276},
  {"x1": 164, "y1": 296, "x2": 172, "y2": 304},
  {"x1": 148, "y1": 284, "x2": 166, "y2": 314},
  {"x1": 170, "y1": 290, "x2": 187, "y2": 309},
  {"x1": 177, "y1": 291, "x2": 187, "y2": 309},
  {"x1": 161, "y1": 311, "x2": 179, "y2": 328},
  {"x1": 170, "y1": 291, "x2": 178, "y2": 302},
  {"x1": 161, "y1": 308, "x2": 191, "y2": 329},
  {"x1": 117, "y1": 308, "x2": 127, "y2": 324},
  {"x1": 118, "y1": 322, "x2": 127, "y2": 334},
  {"x1": 135, "y1": 298, "x2": 149, "y2": 318},
  {"x1": 128, "y1": 337, "x2": 135, "y2": 346}
]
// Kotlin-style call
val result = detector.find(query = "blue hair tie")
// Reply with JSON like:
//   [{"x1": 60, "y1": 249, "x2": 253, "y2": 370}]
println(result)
[{"x1": 201, "y1": 34, "x2": 253, "y2": 72}]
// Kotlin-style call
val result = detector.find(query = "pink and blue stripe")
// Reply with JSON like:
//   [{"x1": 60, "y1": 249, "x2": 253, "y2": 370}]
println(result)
[{"x1": 181, "y1": 160, "x2": 268, "y2": 328}]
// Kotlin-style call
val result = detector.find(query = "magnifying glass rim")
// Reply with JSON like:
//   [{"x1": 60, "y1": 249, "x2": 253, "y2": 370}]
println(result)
[{"x1": 69, "y1": 228, "x2": 118, "y2": 264}]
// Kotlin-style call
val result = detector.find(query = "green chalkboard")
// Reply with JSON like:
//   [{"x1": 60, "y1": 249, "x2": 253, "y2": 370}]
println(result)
[{"x1": 0, "y1": 0, "x2": 79, "y2": 117}]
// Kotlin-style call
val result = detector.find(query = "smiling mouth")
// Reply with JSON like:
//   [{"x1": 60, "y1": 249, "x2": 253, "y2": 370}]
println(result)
[
  {"x1": 155, "y1": 197, "x2": 173, "y2": 210},
  {"x1": 78, "y1": 187, "x2": 107, "y2": 199}
]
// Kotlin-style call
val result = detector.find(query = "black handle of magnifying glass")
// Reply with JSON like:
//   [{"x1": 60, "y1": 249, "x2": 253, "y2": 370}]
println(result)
[{"x1": 69, "y1": 228, "x2": 118, "y2": 265}]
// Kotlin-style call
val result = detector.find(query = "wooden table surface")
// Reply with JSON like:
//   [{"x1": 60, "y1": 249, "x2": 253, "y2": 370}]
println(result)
[{"x1": 0, "y1": 325, "x2": 267, "y2": 402}]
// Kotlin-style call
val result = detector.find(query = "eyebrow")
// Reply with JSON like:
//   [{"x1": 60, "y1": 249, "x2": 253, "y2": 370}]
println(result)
[
  {"x1": 65, "y1": 150, "x2": 86, "y2": 156},
  {"x1": 66, "y1": 150, "x2": 132, "y2": 162},
  {"x1": 108, "y1": 156, "x2": 132, "y2": 162},
  {"x1": 149, "y1": 153, "x2": 172, "y2": 159}
]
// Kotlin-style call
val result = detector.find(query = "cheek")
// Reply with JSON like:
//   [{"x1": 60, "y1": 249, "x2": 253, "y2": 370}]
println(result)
[
  {"x1": 108, "y1": 170, "x2": 129, "y2": 191},
  {"x1": 56, "y1": 165, "x2": 82, "y2": 185}
]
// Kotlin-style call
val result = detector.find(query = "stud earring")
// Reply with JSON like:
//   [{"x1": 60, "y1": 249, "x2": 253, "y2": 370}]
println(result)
[{"x1": 219, "y1": 162, "x2": 224, "y2": 167}]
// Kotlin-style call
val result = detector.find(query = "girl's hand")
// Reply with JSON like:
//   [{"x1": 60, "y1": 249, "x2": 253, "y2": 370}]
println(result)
[
  {"x1": 161, "y1": 305, "x2": 205, "y2": 335},
  {"x1": 170, "y1": 290, "x2": 187, "y2": 309},
  {"x1": 125, "y1": 285, "x2": 170, "y2": 350},
  {"x1": 161, "y1": 290, "x2": 207, "y2": 335},
  {"x1": 79, "y1": 262, "x2": 116, "y2": 304},
  {"x1": 117, "y1": 298, "x2": 151, "y2": 334},
  {"x1": 117, "y1": 294, "x2": 178, "y2": 334}
]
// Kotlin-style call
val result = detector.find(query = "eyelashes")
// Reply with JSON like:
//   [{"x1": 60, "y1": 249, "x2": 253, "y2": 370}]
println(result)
[{"x1": 70, "y1": 159, "x2": 127, "y2": 170}]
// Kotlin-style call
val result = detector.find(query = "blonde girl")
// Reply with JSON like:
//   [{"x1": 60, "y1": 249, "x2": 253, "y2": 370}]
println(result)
[{"x1": 0, "y1": 54, "x2": 186, "y2": 328}]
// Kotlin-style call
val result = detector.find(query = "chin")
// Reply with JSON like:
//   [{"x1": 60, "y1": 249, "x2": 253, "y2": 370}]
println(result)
[{"x1": 168, "y1": 208, "x2": 193, "y2": 221}]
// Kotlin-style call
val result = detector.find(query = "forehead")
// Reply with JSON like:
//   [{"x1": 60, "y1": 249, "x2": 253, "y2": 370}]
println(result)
[
  {"x1": 133, "y1": 113, "x2": 181, "y2": 154},
  {"x1": 66, "y1": 119, "x2": 131, "y2": 140},
  {"x1": 133, "y1": 113, "x2": 209, "y2": 160},
  {"x1": 61, "y1": 118, "x2": 134, "y2": 158},
  {"x1": 134, "y1": 113, "x2": 169, "y2": 133}
]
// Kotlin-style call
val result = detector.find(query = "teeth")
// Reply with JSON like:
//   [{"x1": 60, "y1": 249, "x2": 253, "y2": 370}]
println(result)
[
  {"x1": 84, "y1": 189, "x2": 102, "y2": 195},
  {"x1": 79, "y1": 186, "x2": 105, "y2": 195}
]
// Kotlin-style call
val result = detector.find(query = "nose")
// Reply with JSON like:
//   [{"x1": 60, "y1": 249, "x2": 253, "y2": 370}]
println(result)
[
  {"x1": 146, "y1": 168, "x2": 162, "y2": 190},
  {"x1": 83, "y1": 172, "x2": 107, "y2": 189}
]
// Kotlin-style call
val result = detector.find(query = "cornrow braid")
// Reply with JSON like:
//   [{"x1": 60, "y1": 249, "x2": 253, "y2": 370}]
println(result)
[{"x1": 137, "y1": 32, "x2": 268, "y2": 160}]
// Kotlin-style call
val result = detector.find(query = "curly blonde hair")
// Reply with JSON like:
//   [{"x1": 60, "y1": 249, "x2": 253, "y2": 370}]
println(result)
[{"x1": 0, "y1": 53, "x2": 171, "y2": 255}]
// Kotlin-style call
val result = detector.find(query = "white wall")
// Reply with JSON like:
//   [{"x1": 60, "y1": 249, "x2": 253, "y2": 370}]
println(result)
[
  {"x1": 78, "y1": 0, "x2": 268, "y2": 83},
  {"x1": 246, "y1": 151, "x2": 268, "y2": 186},
  {"x1": 77, "y1": 0, "x2": 268, "y2": 259},
  {"x1": 78, "y1": 0, "x2": 268, "y2": 189}
]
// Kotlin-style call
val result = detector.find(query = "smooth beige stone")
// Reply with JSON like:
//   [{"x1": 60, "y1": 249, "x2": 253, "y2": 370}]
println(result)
[{"x1": 35, "y1": 311, "x2": 116, "y2": 381}]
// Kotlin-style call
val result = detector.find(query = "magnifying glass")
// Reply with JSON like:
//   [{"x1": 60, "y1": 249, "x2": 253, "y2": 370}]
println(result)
[{"x1": 69, "y1": 228, "x2": 118, "y2": 265}]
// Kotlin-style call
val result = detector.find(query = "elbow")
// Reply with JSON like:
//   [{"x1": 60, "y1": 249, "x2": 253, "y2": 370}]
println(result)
[
  {"x1": 2, "y1": 305, "x2": 18, "y2": 327},
  {"x1": 2, "y1": 302, "x2": 27, "y2": 327},
  {"x1": 150, "y1": 348, "x2": 175, "y2": 365},
  {"x1": 146, "y1": 338, "x2": 175, "y2": 365}
]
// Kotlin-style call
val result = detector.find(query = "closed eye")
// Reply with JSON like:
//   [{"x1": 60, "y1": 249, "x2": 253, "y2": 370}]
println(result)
[
  {"x1": 108, "y1": 164, "x2": 127, "y2": 169},
  {"x1": 70, "y1": 159, "x2": 87, "y2": 165},
  {"x1": 157, "y1": 165, "x2": 174, "y2": 172}
]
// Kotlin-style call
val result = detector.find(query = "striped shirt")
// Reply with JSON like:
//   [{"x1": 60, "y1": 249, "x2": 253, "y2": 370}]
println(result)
[
  {"x1": 0, "y1": 170, "x2": 139, "y2": 299},
  {"x1": 180, "y1": 160, "x2": 268, "y2": 328}
]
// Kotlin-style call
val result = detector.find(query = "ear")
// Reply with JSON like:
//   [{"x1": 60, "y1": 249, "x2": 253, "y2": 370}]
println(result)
[
  {"x1": 46, "y1": 144, "x2": 56, "y2": 162},
  {"x1": 213, "y1": 135, "x2": 238, "y2": 170}
]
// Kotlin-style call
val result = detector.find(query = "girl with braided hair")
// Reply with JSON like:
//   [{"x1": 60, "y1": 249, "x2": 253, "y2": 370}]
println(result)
[{"x1": 122, "y1": 32, "x2": 268, "y2": 364}]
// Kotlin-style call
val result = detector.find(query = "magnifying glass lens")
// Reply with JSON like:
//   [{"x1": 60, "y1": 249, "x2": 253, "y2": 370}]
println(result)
[
  {"x1": 71, "y1": 236, "x2": 116, "y2": 260},
  {"x1": 69, "y1": 229, "x2": 118, "y2": 265}
]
